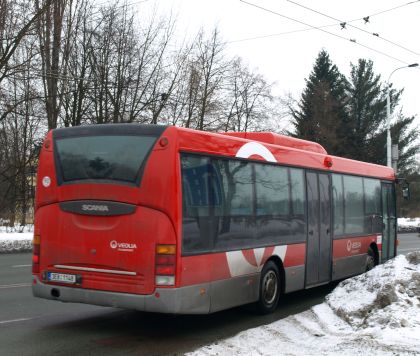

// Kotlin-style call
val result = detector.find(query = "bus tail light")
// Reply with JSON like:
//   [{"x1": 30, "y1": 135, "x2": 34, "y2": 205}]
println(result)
[
  {"x1": 155, "y1": 244, "x2": 176, "y2": 286},
  {"x1": 32, "y1": 234, "x2": 41, "y2": 274}
]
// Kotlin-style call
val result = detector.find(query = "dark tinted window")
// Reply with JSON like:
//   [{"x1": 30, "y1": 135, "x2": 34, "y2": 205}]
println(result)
[
  {"x1": 181, "y1": 153, "x2": 306, "y2": 255},
  {"x1": 290, "y1": 168, "x2": 305, "y2": 215},
  {"x1": 332, "y1": 174, "x2": 344, "y2": 236},
  {"x1": 182, "y1": 155, "x2": 222, "y2": 212},
  {"x1": 223, "y1": 160, "x2": 253, "y2": 216},
  {"x1": 364, "y1": 178, "x2": 382, "y2": 233},
  {"x1": 255, "y1": 164, "x2": 289, "y2": 216},
  {"x1": 364, "y1": 178, "x2": 381, "y2": 214},
  {"x1": 343, "y1": 176, "x2": 364, "y2": 234},
  {"x1": 55, "y1": 135, "x2": 156, "y2": 184}
]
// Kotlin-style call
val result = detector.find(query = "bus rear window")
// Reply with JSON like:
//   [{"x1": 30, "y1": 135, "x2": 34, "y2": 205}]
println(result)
[{"x1": 55, "y1": 135, "x2": 156, "y2": 184}]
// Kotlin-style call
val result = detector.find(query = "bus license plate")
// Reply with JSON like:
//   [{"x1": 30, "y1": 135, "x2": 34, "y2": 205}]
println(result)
[{"x1": 47, "y1": 272, "x2": 77, "y2": 284}]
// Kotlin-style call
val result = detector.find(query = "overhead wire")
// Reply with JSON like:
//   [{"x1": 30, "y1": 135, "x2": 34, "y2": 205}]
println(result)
[
  {"x1": 227, "y1": 24, "x2": 336, "y2": 44},
  {"x1": 286, "y1": 0, "x2": 420, "y2": 57},
  {"x1": 230, "y1": 0, "x2": 420, "y2": 50},
  {"x1": 362, "y1": 0, "x2": 420, "y2": 19},
  {"x1": 239, "y1": 0, "x2": 411, "y2": 65}
]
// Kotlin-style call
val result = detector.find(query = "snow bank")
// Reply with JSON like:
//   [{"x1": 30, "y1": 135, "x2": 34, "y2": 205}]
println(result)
[
  {"x1": 0, "y1": 225, "x2": 33, "y2": 253},
  {"x1": 189, "y1": 252, "x2": 420, "y2": 356},
  {"x1": 327, "y1": 252, "x2": 420, "y2": 346},
  {"x1": 398, "y1": 217, "x2": 420, "y2": 232}
]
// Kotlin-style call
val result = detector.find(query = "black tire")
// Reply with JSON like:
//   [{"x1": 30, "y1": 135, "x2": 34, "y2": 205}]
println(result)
[
  {"x1": 366, "y1": 247, "x2": 376, "y2": 271},
  {"x1": 257, "y1": 261, "x2": 281, "y2": 314}
]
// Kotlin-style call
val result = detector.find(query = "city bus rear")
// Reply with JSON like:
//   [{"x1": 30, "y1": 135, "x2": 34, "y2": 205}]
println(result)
[{"x1": 32, "y1": 124, "x2": 183, "y2": 312}]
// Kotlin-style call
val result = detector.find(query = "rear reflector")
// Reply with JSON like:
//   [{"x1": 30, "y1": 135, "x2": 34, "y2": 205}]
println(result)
[
  {"x1": 155, "y1": 255, "x2": 175, "y2": 265},
  {"x1": 156, "y1": 265, "x2": 176, "y2": 275}
]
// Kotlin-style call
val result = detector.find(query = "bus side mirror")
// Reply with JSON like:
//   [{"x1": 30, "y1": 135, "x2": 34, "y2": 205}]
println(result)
[{"x1": 402, "y1": 186, "x2": 410, "y2": 200}]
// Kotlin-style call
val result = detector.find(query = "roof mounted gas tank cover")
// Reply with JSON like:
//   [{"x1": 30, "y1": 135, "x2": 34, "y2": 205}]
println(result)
[{"x1": 221, "y1": 132, "x2": 327, "y2": 155}]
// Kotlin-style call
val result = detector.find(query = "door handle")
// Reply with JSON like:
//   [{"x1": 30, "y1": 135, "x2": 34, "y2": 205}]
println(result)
[
  {"x1": 308, "y1": 230, "x2": 314, "y2": 236},
  {"x1": 326, "y1": 228, "x2": 330, "y2": 235}
]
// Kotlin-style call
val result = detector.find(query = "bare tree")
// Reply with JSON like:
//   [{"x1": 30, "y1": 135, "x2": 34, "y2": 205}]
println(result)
[
  {"x1": 0, "y1": 27, "x2": 44, "y2": 225},
  {"x1": 223, "y1": 57, "x2": 275, "y2": 132},
  {"x1": 194, "y1": 28, "x2": 227, "y2": 130},
  {"x1": 35, "y1": 0, "x2": 67, "y2": 129},
  {"x1": 0, "y1": 0, "x2": 53, "y2": 84}
]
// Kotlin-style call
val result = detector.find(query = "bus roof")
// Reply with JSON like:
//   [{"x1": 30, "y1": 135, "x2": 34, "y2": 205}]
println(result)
[
  {"x1": 173, "y1": 127, "x2": 395, "y2": 181},
  {"x1": 48, "y1": 124, "x2": 394, "y2": 181}
]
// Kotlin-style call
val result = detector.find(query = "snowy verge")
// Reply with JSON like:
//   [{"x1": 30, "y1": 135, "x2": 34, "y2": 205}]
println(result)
[
  {"x1": 0, "y1": 233, "x2": 33, "y2": 253},
  {"x1": 188, "y1": 252, "x2": 420, "y2": 356},
  {"x1": 0, "y1": 225, "x2": 33, "y2": 253},
  {"x1": 398, "y1": 217, "x2": 420, "y2": 232}
]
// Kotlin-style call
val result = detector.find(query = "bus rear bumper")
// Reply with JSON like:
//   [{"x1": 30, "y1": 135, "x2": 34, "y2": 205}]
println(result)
[{"x1": 32, "y1": 275, "x2": 210, "y2": 314}]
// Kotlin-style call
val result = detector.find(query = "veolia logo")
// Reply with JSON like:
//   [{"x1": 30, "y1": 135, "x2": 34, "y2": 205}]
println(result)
[
  {"x1": 110, "y1": 240, "x2": 137, "y2": 251},
  {"x1": 82, "y1": 204, "x2": 109, "y2": 212},
  {"x1": 347, "y1": 240, "x2": 362, "y2": 252}
]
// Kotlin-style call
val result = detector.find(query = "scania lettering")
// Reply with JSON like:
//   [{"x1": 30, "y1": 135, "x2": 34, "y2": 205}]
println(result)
[
  {"x1": 32, "y1": 124, "x2": 399, "y2": 314},
  {"x1": 82, "y1": 204, "x2": 109, "y2": 212}
]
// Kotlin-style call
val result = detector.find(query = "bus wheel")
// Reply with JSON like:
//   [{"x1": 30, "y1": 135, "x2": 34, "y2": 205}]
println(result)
[
  {"x1": 366, "y1": 247, "x2": 376, "y2": 271},
  {"x1": 257, "y1": 261, "x2": 280, "y2": 314}
]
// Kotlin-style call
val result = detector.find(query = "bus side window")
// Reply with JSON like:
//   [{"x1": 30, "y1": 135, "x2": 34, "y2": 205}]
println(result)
[
  {"x1": 343, "y1": 176, "x2": 364, "y2": 235},
  {"x1": 290, "y1": 168, "x2": 305, "y2": 216},
  {"x1": 255, "y1": 164, "x2": 289, "y2": 216},
  {"x1": 332, "y1": 174, "x2": 344, "y2": 236},
  {"x1": 363, "y1": 178, "x2": 381, "y2": 233},
  {"x1": 181, "y1": 154, "x2": 215, "y2": 252}
]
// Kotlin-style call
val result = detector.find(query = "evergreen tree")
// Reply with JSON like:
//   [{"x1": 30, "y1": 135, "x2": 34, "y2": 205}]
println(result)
[
  {"x1": 291, "y1": 51, "x2": 419, "y2": 175},
  {"x1": 290, "y1": 50, "x2": 348, "y2": 155},
  {"x1": 345, "y1": 59, "x2": 388, "y2": 161},
  {"x1": 346, "y1": 59, "x2": 418, "y2": 172}
]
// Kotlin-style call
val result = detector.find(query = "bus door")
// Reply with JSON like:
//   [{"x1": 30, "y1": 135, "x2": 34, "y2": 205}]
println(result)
[
  {"x1": 305, "y1": 172, "x2": 332, "y2": 287},
  {"x1": 381, "y1": 182, "x2": 397, "y2": 261}
]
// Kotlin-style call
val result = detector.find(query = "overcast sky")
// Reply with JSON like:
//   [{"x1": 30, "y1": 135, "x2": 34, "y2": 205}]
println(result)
[{"x1": 137, "y1": 0, "x2": 420, "y2": 131}]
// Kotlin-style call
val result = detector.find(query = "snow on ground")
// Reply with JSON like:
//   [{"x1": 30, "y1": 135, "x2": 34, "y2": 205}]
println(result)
[
  {"x1": 398, "y1": 218, "x2": 420, "y2": 232},
  {"x1": 0, "y1": 225, "x2": 33, "y2": 253},
  {"x1": 398, "y1": 217, "x2": 420, "y2": 227},
  {"x1": 188, "y1": 252, "x2": 420, "y2": 356}
]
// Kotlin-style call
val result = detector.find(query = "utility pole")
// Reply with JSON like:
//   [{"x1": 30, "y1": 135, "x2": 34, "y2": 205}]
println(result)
[{"x1": 386, "y1": 63, "x2": 418, "y2": 169}]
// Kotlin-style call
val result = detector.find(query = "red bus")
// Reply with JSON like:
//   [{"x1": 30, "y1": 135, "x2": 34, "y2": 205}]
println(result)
[{"x1": 32, "y1": 124, "x2": 398, "y2": 314}]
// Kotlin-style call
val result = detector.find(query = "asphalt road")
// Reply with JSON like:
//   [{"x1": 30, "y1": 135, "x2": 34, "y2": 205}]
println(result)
[{"x1": 0, "y1": 233, "x2": 418, "y2": 356}]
